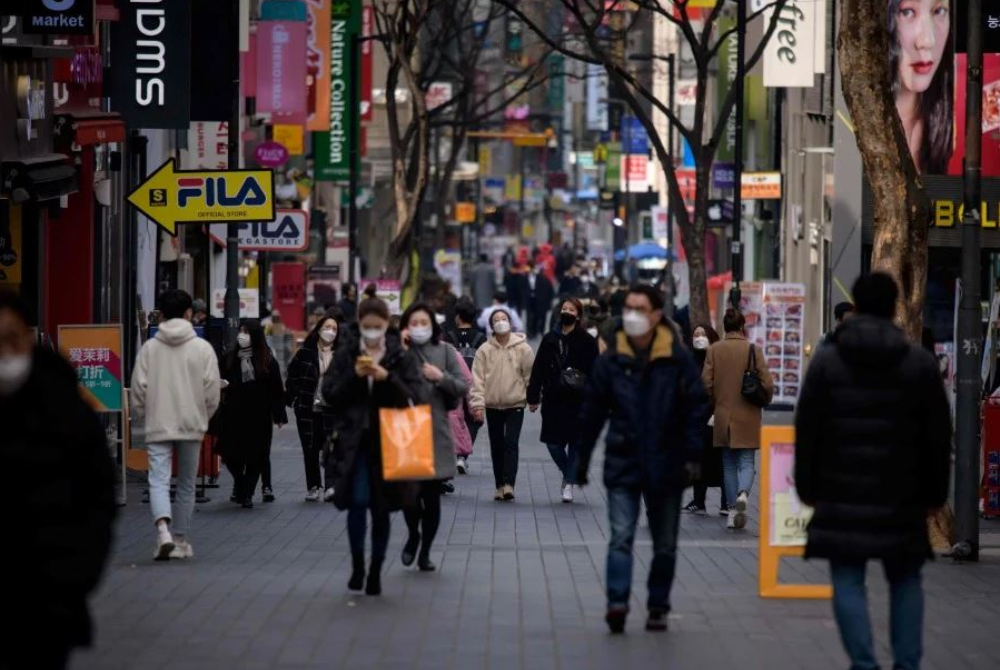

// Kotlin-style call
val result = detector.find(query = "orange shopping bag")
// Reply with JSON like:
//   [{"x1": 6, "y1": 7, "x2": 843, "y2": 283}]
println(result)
[{"x1": 379, "y1": 403, "x2": 436, "y2": 480}]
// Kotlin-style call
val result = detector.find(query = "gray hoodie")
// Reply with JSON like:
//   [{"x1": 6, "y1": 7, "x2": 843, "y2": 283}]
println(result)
[{"x1": 130, "y1": 319, "x2": 221, "y2": 444}]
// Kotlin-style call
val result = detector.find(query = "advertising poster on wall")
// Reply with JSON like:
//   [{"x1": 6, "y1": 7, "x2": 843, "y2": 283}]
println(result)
[
  {"x1": 735, "y1": 282, "x2": 806, "y2": 406},
  {"x1": 58, "y1": 325, "x2": 124, "y2": 413}
]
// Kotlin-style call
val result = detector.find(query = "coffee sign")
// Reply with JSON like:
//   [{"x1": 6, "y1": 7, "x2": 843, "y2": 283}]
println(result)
[{"x1": 21, "y1": 0, "x2": 95, "y2": 35}]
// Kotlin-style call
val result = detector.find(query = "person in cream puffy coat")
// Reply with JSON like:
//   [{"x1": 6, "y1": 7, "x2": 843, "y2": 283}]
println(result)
[{"x1": 470, "y1": 308, "x2": 535, "y2": 501}]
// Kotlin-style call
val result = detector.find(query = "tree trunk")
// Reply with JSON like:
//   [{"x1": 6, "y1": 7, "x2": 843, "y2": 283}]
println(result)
[{"x1": 838, "y1": 0, "x2": 929, "y2": 341}]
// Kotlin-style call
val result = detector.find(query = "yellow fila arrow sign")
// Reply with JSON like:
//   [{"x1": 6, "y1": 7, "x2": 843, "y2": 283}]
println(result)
[{"x1": 126, "y1": 159, "x2": 275, "y2": 236}]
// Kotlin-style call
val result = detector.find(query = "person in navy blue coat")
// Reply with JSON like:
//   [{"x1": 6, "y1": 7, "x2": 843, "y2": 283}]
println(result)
[{"x1": 575, "y1": 284, "x2": 708, "y2": 634}]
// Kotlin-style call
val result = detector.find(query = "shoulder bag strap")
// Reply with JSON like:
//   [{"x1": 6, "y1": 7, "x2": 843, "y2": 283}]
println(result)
[{"x1": 746, "y1": 342, "x2": 756, "y2": 373}]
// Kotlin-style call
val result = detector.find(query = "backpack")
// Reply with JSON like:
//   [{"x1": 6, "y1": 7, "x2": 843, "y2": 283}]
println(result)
[{"x1": 457, "y1": 330, "x2": 487, "y2": 371}]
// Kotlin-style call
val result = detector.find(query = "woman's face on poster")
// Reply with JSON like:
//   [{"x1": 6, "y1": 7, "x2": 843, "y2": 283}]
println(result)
[{"x1": 894, "y1": 0, "x2": 950, "y2": 96}]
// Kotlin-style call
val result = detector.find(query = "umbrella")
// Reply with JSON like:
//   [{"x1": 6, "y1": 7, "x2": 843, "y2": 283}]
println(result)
[{"x1": 614, "y1": 242, "x2": 676, "y2": 262}]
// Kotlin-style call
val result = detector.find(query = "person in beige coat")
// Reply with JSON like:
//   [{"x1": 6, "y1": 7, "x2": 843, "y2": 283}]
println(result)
[
  {"x1": 470, "y1": 308, "x2": 535, "y2": 501},
  {"x1": 702, "y1": 308, "x2": 773, "y2": 530}
]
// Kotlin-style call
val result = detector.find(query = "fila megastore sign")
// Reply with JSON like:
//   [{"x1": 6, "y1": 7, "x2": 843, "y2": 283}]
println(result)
[
  {"x1": 209, "y1": 210, "x2": 309, "y2": 252},
  {"x1": 111, "y1": 0, "x2": 192, "y2": 129},
  {"x1": 18, "y1": 0, "x2": 95, "y2": 35}
]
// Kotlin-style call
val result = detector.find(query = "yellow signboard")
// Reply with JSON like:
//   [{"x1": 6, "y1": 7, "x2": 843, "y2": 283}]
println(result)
[
  {"x1": 505, "y1": 174, "x2": 522, "y2": 202},
  {"x1": 0, "y1": 203, "x2": 23, "y2": 284},
  {"x1": 126, "y1": 159, "x2": 275, "y2": 236},
  {"x1": 454, "y1": 202, "x2": 476, "y2": 223},
  {"x1": 273, "y1": 124, "x2": 305, "y2": 155}
]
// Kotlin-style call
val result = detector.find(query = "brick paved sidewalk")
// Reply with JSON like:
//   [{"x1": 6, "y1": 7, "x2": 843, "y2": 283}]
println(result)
[{"x1": 72, "y1": 412, "x2": 1000, "y2": 670}]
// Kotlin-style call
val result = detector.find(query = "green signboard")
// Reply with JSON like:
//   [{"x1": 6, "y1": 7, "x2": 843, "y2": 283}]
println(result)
[
  {"x1": 605, "y1": 141, "x2": 622, "y2": 192},
  {"x1": 716, "y1": 15, "x2": 737, "y2": 163},
  {"x1": 316, "y1": 1, "x2": 361, "y2": 181}
]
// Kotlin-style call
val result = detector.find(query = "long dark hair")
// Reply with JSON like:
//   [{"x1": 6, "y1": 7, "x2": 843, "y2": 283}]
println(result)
[
  {"x1": 233, "y1": 319, "x2": 273, "y2": 376},
  {"x1": 557, "y1": 297, "x2": 585, "y2": 331},
  {"x1": 887, "y1": 0, "x2": 954, "y2": 173},
  {"x1": 400, "y1": 301, "x2": 442, "y2": 345},
  {"x1": 303, "y1": 308, "x2": 344, "y2": 349},
  {"x1": 692, "y1": 323, "x2": 720, "y2": 346}
]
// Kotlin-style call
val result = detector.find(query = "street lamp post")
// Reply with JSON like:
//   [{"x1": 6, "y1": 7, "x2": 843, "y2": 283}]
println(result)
[{"x1": 729, "y1": 1, "x2": 747, "y2": 311}]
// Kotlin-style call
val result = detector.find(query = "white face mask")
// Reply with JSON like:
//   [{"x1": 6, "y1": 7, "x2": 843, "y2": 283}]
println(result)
[
  {"x1": 320, "y1": 328, "x2": 337, "y2": 344},
  {"x1": 237, "y1": 333, "x2": 251, "y2": 349},
  {"x1": 362, "y1": 328, "x2": 386, "y2": 346},
  {"x1": 435, "y1": 313, "x2": 447, "y2": 325},
  {"x1": 693, "y1": 336, "x2": 710, "y2": 350},
  {"x1": 409, "y1": 326, "x2": 433, "y2": 345},
  {"x1": 492, "y1": 320, "x2": 511, "y2": 335},
  {"x1": 587, "y1": 328, "x2": 599, "y2": 339},
  {"x1": 0, "y1": 354, "x2": 32, "y2": 396},
  {"x1": 622, "y1": 310, "x2": 651, "y2": 338}
]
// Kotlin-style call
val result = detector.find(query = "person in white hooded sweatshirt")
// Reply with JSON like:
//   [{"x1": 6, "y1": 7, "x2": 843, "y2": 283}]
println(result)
[{"x1": 131, "y1": 290, "x2": 221, "y2": 560}]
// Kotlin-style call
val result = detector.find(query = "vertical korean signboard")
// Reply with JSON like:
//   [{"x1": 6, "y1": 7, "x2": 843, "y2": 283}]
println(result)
[
  {"x1": 716, "y1": 15, "x2": 737, "y2": 164},
  {"x1": 59, "y1": 325, "x2": 124, "y2": 413},
  {"x1": 306, "y1": 0, "x2": 332, "y2": 131},
  {"x1": 315, "y1": 0, "x2": 360, "y2": 181},
  {"x1": 256, "y1": 16, "x2": 308, "y2": 115},
  {"x1": 361, "y1": 5, "x2": 373, "y2": 122}
]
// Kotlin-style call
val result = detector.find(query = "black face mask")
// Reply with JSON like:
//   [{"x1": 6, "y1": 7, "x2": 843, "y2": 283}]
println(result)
[{"x1": 559, "y1": 312, "x2": 578, "y2": 326}]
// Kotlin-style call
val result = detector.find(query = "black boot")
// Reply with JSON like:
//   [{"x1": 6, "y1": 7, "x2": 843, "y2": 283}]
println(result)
[
  {"x1": 366, "y1": 558, "x2": 383, "y2": 596},
  {"x1": 417, "y1": 551, "x2": 436, "y2": 572},
  {"x1": 401, "y1": 533, "x2": 420, "y2": 567},
  {"x1": 348, "y1": 554, "x2": 365, "y2": 592}
]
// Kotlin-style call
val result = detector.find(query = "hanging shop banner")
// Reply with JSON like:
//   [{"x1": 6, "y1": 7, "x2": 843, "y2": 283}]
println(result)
[
  {"x1": 273, "y1": 123, "x2": 305, "y2": 155},
  {"x1": 306, "y1": 0, "x2": 331, "y2": 131},
  {"x1": 762, "y1": 0, "x2": 817, "y2": 89},
  {"x1": 0, "y1": 203, "x2": 23, "y2": 284},
  {"x1": 454, "y1": 202, "x2": 477, "y2": 224},
  {"x1": 713, "y1": 163, "x2": 737, "y2": 189},
  {"x1": 620, "y1": 155, "x2": 649, "y2": 193},
  {"x1": 184, "y1": 122, "x2": 229, "y2": 170},
  {"x1": 126, "y1": 159, "x2": 275, "y2": 236},
  {"x1": 209, "y1": 210, "x2": 308, "y2": 251},
  {"x1": 256, "y1": 17, "x2": 308, "y2": 115},
  {"x1": 58, "y1": 324, "x2": 124, "y2": 413},
  {"x1": 361, "y1": 5, "x2": 374, "y2": 121},
  {"x1": 605, "y1": 142, "x2": 622, "y2": 192},
  {"x1": 190, "y1": 0, "x2": 235, "y2": 121},
  {"x1": 254, "y1": 140, "x2": 290, "y2": 167},
  {"x1": 315, "y1": 0, "x2": 360, "y2": 181},
  {"x1": 742, "y1": 172, "x2": 782, "y2": 200},
  {"x1": 716, "y1": 15, "x2": 738, "y2": 162},
  {"x1": 586, "y1": 63, "x2": 609, "y2": 132},
  {"x1": 20, "y1": 0, "x2": 95, "y2": 35},
  {"x1": 621, "y1": 116, "x2": 648, "y2": 155},
  {"x1": 211, "y1": 288, "x2": 260, "y2": 318},
  {"x1": 110, "y1": 0, "x2": 192, "y2": 129},
  {"x1": 271, "y1": 262, "x2": 306, "y2": 331}
]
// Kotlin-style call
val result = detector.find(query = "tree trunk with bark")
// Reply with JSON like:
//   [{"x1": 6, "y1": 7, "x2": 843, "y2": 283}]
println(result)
[{"x1": 838, "y1": 0, "x2": 930, "y2": 341}]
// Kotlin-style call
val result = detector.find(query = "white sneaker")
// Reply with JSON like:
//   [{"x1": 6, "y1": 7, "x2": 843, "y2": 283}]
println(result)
[
  {"x1": 561, "y1": 484, "x2": 574, "y2": 503},
  {"x1": 323, "y1": 487, "x2": 336, "y2": 502},
  {"x1": 735, "y1": 491, "x2": 749, "y2": 512},
  {"x1": 456, "y1": 457, "x2": 467, "y2": 475},
  {"x1": 154, "y1": 528, "x2": 175, "y2": 561},
  {"x1": 727, "y1": 510, "x2": 737, "y2": 530},
  {"x1": 305, "y1": 487, "x2": 321, "y2": 502},
  {"x1": 734, "y1": 491, "x2": 748, "y2": 529},
  {"x1": 169, "y1": 540, "x2": 194, "y2": 560}
]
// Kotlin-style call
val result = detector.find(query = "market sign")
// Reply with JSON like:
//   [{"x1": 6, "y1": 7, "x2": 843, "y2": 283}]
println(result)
[
  {"x1": 209, "y1": 209, "x2": 308, "y2": 251},
  {"x1": 741, "y1": 172, "x2": 782, "y2": 200},
  {"x1": 20, "y1": 0, "x2": 95, "y2": 35},
  {"x1": 58, "y1": 324, "x2": 124, "y2": 413},
  {"x1": 126, "y1": 159, "x2": 275, "y2": 236}
]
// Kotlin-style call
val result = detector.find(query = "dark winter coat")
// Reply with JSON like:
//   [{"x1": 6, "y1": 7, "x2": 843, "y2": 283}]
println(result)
[
  {"x1": 285, "y1": 340, "x2": 338, "y2": 452},
  {"x1": 575, "y1": 321, "x2": 709, "y2": 491},
  {"x1": 322, "y1": 330, "x2": 426, "y2": 512},
  {"x1": 527, "y1": 326, "x2": 600, "y2": 445},
  {"x1": 794, "y1": 315, "x2": 952, "y2": 562},
  {"x1": 693, "y1": 348, "x2": 723, "y2": 488},
  {"x1": 5, "y1": 348, "x2": 117, "y2": 652},
  {"x1": 218, "y1": 351, "x2": 288, "y2": 463}
]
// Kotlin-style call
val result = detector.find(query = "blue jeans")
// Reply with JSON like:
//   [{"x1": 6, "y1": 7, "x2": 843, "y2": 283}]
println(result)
[
  {"x1": 546, "y1": 442, "x2": 577, "y2": 485},
  {"x1": 606, "y1": 487, "x2": 683, "y2": 611},
  {"x1": 830, "y1": 559, "x2": 924, "y2": 670},
  {"x1": 347, "y1": 456, "x2": 390, "y2": 561},
  {"x1": 722, "y1": 448, "x2": 756, "y2": 507}
]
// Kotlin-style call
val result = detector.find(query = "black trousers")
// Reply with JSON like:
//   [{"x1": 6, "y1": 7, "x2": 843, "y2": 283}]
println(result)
[
  {"x1": 227, "y1": 441, "x2": 271, "y2": 499},
  {"x1": 403, "y1": 481, "x2": 443, "y2": 558},
  {"x1": 486, "y1": 408, "x2": 524, "y2": 488}
]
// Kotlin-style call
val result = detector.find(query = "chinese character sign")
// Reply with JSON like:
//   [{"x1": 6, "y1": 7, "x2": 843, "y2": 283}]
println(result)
[{"x1": 58, "y1": 325, "x2": 124, "y2": 413}]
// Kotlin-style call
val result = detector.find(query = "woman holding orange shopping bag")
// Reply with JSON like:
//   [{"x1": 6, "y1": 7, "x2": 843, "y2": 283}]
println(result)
[
  {"x1": 323, "y1": 298, "x2": 424, "y2": 596},
  {"x1": 399, "y1": 302, "x2": 469, "y2": 572}
]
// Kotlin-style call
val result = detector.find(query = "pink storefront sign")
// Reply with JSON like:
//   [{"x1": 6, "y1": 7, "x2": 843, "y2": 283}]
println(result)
[
  {"x1": 256, "y1": 20, "x2": 308, "y2": 115},
  {"x1": 254, "y1": 140, "x2": 290, "y2": 167}
]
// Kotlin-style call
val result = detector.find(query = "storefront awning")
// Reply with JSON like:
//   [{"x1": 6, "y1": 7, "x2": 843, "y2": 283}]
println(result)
[
  {"x1": 55, "y1": 114, "x2": 126, "y2": 150},
  {"x1": 1, "y1": 154, "x2": 78, "y2": 203}
]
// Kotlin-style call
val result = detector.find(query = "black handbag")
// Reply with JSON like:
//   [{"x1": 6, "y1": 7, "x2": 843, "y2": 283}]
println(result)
[
  {"x1": 741, "y1": 344, "x2": 770, "y2": 408},
  {"x1": 556, "y1": 338, "x2": 588, "y2": 393}
]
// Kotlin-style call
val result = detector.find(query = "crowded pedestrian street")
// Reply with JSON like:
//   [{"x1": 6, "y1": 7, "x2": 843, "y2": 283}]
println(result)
[{"x1": 71, "y1": 410, "x2": 1000, "y2": 670}]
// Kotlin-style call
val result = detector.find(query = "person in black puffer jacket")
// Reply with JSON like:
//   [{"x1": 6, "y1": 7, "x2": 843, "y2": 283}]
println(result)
[
  {"x1": 795, "y1": 273, "x2": 951, "y2": 670},
  {"x1": 2, "y1": 292, "x2": 117, "y2": 670},
  {"x1": 527, "y1": 297, "x2": 599, "y2": 503}
]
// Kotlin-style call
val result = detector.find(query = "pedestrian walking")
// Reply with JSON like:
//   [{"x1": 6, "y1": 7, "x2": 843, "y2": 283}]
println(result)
[
  {"x1": 339, "y1": 283, "x2": 359, "y2": 322},
  {"x1": 527, "y1": 297, "x2": 599, "y2": 503},
  {"x1": 3, "y1": 292, "x2": 117, "y2": 670},
  {"x1": 470, "y1": 308, "x2": 535, "y2": 501},
  {"x1": 819, "y1": 300, "x2": 856, "y2": 346},
  {"x1": 445, "y1": 296, "x2": 488, "y2": 473},
  {"x1": 322, "y1": 298, "x2": 424, "y2": 596},
  {"x1": 218, "y1": 320, "x2": 288, "y2": 509},
  {"x1": 469, "y1": 253, "x2": 496, "y2": 310},
  {"x1": 130, "y1": 289, "x2": 221, "y2": 559},
  {"x1": 399, "y1": 303, "x2": 468, "y2": 571},
  {"x1": 795, "y1": 273, "x2": 951, "y2": 670},
  {"x1": 285, "y1": 310, "x2": 343, "y2": 502},
  {"x1": 575, "y1": 284, "x2": 709, "y2": 633},
  {"x1": 682, "y1": 324, "x2": 729, "y2": 516},
  {"x1": 528, "y1": 266, "x2": 555, "y2": 338},
  {"x1": 702, "y1": 308, "x2": 773, "y2": 530}
]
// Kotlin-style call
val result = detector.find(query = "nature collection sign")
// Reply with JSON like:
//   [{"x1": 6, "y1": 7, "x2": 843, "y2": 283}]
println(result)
[{"x1": 315, "y1": 0, "x2": 360, "y2": 181}]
